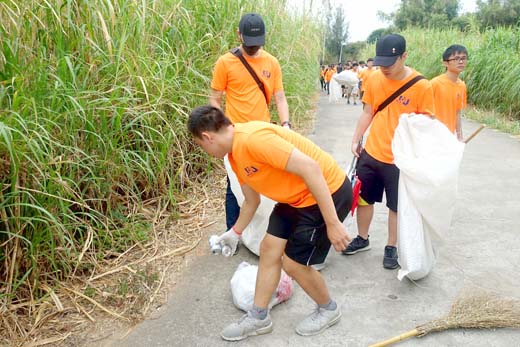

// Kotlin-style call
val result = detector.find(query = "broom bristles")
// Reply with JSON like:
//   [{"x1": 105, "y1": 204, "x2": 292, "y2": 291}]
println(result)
[{"x1": 417, "y1": 288, "x2": 520, "y2": 336}]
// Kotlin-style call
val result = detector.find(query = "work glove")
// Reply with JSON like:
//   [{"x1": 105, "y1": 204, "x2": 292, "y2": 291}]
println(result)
[{"x1": 216, "y1": 227, "x2": 240, "y2": 256}]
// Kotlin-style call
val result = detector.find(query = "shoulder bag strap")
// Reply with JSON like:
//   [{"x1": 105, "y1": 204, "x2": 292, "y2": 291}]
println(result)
[
  {"x1": 356, "y1": 75, "x2": 426, "y2": 167},
  {"x1": 230, "y1": 47, "x2": 268, "y2": 104},
  {"x1": 373, "y1": 75, "x2": 425, "y2": 115}
]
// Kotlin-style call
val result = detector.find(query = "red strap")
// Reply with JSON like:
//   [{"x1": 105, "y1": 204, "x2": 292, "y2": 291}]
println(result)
[{"x1": 232, "y1": 226, "x2": 242, "y2": 236}]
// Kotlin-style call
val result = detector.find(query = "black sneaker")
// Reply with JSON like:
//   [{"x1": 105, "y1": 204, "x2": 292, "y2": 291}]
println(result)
[
  {"x1": 383, "y1": 246, "x2": 399, "y2": 269},
  {"x1": 342, "y1": 235, "x2": 370, "y2": 255}
]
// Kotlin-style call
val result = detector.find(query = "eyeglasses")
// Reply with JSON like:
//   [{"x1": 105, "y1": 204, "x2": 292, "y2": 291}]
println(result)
[{"x1": 446, "y1": 56, "x2": 468, "y2": 63}]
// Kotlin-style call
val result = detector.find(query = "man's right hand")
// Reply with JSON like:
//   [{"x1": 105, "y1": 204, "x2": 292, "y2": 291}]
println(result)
[{"x1": 216, "y1": 228, "x2": 240, "y2": 256}]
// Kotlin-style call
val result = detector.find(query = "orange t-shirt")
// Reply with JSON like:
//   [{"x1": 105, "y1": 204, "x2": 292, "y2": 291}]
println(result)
[
  {"x1": 358, "y1": 67, "x2": 375, "y2": 92},
  {"x1": 431, "y1": 74, "x2": 467, "y2": 133},
  {"x1": 211, "y1": 50, "x2": 284, "y2": 124},
  {"x1": 325, "y1": 68, "x2": 335, "y2": 82},
  {"x1": 229, "y1": 122, "x2": 346, "y2": 208},
  {"x1": 362, "y1": 69, "x2": 435, "y2": 164}
]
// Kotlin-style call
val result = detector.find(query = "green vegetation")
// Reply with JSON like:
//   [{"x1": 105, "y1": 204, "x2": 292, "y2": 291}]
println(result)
[
  {"x1": 360, "y1": 26, "x2": 520, "y2": 129},
  {"x1": 0, "y1": 0, "x2": 320, "y2": 314}
]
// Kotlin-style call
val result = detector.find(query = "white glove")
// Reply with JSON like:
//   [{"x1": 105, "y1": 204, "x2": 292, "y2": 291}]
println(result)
[{"x1": 216, "y1": 227, "x2": 240, "y2": 256}]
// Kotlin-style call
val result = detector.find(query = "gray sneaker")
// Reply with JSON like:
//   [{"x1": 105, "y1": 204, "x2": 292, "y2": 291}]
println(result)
[
  {"x1": 311, "y1": 262, "x2": 327, "y2": 271},
  {"x1": 342, "y1": 235, "x2": 370, "y2": 255},
  {"x1": 295, "y1": 305, "x2": 342, "y2": 336},
  {"x1": 220, "y1": 312, "x2": 273, "y2": 341},
  {"x1": 383, "y1": 245, "x2": 399, "y2": 269}
]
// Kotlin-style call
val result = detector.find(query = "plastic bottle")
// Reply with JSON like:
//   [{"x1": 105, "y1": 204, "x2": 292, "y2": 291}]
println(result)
[
  {"x1": 208, "y1": 235, "x2": 222, "y2": 255},
  {"x1": 221, "y1": 244, "x2": 232, "y2": 257}
]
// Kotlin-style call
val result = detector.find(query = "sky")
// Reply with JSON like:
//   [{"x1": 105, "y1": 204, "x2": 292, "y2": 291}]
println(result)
[{"x1": 287, "y1": 0, "x2": 477, "y2": 42}]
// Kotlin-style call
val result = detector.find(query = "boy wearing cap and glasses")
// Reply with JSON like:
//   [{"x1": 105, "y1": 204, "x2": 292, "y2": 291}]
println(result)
[
  {"x1": 343, "y1": 34, "x2": 435, "y2": 269},
  {"x1": 209, "y1": 13, "x2": 291, "y2": 232},
  {"x1": 431, "y1": 44, "x2": 468, "y2": 141}
]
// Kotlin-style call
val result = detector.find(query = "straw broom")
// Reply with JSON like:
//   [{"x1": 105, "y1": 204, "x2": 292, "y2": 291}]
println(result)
[{"x1": 369, "y1": 287, "x2": 520, "y2": 347}]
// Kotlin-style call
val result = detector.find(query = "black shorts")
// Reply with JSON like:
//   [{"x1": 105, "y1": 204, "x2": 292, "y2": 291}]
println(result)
[
  {"x1": 266, "y1": 178, "x2": 352, "y2": 266},
  {"x1": 357, "y1": 150, "x2": 400, "y2": 212}
]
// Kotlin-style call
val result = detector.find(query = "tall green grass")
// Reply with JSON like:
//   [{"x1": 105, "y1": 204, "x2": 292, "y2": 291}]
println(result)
[
  {"x1": 360, "y1": 26, "x2": 520, "y2": 122},
  {"x1": 0, "y1": 0, "x2": 321, "y2": 310}
]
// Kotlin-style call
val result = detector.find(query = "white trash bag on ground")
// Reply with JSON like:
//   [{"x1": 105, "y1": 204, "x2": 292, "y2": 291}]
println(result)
[
  {"x1": 392, "y1": 114, "x2": 465, "y2": 281},
  {"x1": 230, "y1": 261, "x2": 294, "y2": 312},
  {"x1": 224, "y1": 156, "x2": 276, "y2": 256}
]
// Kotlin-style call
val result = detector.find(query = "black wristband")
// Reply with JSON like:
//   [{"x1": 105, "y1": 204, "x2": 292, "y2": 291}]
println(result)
[{"x1": 281, "y1": 121, "x2": 291, "y2": 128}]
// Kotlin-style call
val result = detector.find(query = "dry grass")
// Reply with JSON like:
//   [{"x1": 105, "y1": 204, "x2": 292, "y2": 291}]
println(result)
[{"x1": 0, "y1": 169, "x2": 226, "y2": 347}]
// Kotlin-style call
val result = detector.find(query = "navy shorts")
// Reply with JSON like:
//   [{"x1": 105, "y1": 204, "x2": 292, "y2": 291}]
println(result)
[
  {"x1": 356, "y1": 150, "x2": 400, "y2": 212},
  {"x1": 266, "y1": 178, "x2": 352, "y2": 266}
]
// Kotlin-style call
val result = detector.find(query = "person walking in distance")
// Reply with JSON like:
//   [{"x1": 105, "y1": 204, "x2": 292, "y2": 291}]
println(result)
[
  {"x1": 188, "y1": 106, "x2": 352, "y2": 341},
  {"x1": 209, "y1": 13, "x2": 291, "y2": 230},
  {"x1": 431, "y1": 44, "x2": 468, "y2": 141},
  {"x1": 342, "y1": 34, "x2": 435, "y2": 269},
  {"x1": 358, "y1": 57, "x2": 375, "y2": 101}
]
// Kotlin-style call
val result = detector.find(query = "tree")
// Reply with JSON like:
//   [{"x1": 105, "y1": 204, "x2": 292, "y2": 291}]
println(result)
[
  {"x1": 324, "y1": 6, "x2": 349, "y2": 62},
  {"x1": 475, "y1": 0, "x2": 520, "y2": 29},
  {"x1": 367, "y1": 28, "x2": 391, "y2": 44},
  {"x1": 382, "y1": 0, "x2": 461, "y2": 30},
  {"x1": 343, "y1": 41, "x2": 367, "y2": 61}
]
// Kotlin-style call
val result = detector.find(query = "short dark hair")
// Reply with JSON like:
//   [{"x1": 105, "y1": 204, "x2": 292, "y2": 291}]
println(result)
[
  {"x1": 187, "y1": 105, "x2": 232, "y2": 138},
  {"x1": 442, "y1": 44, "x2": 468, "y2": 61}
]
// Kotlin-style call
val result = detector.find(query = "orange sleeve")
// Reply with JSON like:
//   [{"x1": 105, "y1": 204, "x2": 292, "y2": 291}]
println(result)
[
  {"x1": 211, "y1": 56, "x2": 227, "y2": 91},
  {"x1": 272, "y1": 56, "x2": 284, "y2": 93}
]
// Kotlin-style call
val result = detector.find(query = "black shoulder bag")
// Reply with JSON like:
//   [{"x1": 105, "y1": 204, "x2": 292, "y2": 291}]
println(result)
[
  {"x1": 372, "y1": 75, "x2": 426, "y2": 115},
  {"x1": 230, "y1": 47, "x2": 268, "y2": 104}
]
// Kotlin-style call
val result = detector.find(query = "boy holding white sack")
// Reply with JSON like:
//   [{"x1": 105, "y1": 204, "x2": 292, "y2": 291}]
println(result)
[
  {"x1": 346, "y1": 34, "x2": 465, "y2": 280},
  {"x1": 345, "y1": 34, "x2": 435, "y2": 270}
]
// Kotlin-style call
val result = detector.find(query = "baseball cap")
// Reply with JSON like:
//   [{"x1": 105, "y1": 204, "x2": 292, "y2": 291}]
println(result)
[
  {"x1": 374, "y1": 34, "x2": 406, "y2": 67},
  {"x1": 239, "y1": 13, "x2": 265, "y2": 46}
]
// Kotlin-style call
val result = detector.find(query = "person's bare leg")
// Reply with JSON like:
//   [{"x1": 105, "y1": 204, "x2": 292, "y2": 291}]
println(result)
[
  {"x1": 220, "y1": 234, "x2": 285, "y2": 341},
  {"x1": 387, "y1": 209, "x2": 397, "y2": 246},
  {"x1": 356, "y1": 204, "x2": 374, "y2": 239},
  {"x1": 282, "y1": 256, "x2": 329, "y2": 305},
  {"x1": 253, "y1": 234, "x2": 286, "y2": 307}
]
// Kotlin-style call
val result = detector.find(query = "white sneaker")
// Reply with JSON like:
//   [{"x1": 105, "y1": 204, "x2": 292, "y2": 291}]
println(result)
[
  {"x1": 295, "y1": 305, "x2": 341, "y2": 336},
  {"x1": 220, "y1": 312, "x2": 273, "y2": 341}
]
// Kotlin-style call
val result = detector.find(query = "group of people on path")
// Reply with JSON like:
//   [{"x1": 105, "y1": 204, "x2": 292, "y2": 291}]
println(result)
[
  {"x1": 186, "y1": 13, "x2": 468, "y2": 342},
  {"x1": 321, "y1": 59, "x2": 376, "y2": 105}
]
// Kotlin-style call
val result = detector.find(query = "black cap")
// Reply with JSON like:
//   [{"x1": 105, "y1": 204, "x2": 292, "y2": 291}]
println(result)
[
  {"x1": 239, "y1": 13, "x2": 265, "y2": 46},
  {"x1": 374, "y1": 34, "x2": 406, "y2": 67}
]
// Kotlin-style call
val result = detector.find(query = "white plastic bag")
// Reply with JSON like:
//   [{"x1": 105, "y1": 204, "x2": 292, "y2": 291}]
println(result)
[
  {"x1": 392, "y1": 114, "x2": 465, "y2": 280},
  {"x1": 333, "y1": 70, "x2": 359, "y2": 87},
  {"x1": 328, "y1": 75, "x2": 343, "y2": 103},
  {"x1": 230, "y1": 261, "x2": 294, "y2": 312},
  {"x1": 224, "y1": 156, "x2": 276, "y2": 256}
]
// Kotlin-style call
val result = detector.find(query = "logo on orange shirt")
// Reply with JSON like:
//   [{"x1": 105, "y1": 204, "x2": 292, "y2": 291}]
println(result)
[
  {"x1": 244, "y1": 166, "x2": 259, "y2": 176},
  {"x1": 262, "y1": 70, "x2": 271, "y2": 78},
  {"x1": 397, "y1": 95, "x2": 410, "y2": 106}
]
